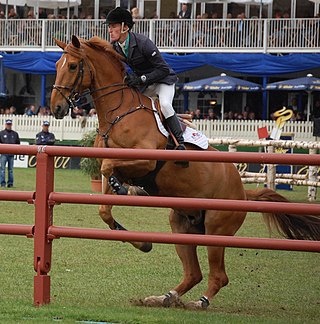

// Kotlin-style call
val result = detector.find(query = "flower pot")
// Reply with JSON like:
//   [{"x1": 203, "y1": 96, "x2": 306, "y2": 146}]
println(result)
[{"x1": 91, "y1": 179, "x2": 102, "y2": 192}]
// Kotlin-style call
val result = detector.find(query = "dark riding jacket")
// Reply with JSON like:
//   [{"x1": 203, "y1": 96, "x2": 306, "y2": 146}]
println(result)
[
  {"x1": 113, "y1": 32, "x2": 178, "y2": 85},
  {"x1": 0, "y1": 129, "x2": 20, "y2": 157},
  {"x1": 35, "y1": 131, "x2": 55, "y2": 145}
]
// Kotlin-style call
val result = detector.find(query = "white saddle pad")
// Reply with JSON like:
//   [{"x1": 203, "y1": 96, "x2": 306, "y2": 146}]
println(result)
[{"x1": 152, "y1": 100, "x2": 208, "y2": 150}]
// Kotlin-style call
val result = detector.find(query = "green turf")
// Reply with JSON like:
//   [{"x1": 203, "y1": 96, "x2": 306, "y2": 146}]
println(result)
[{"x1": 0, "y1": 168, "x2": 319, "y2": 323}]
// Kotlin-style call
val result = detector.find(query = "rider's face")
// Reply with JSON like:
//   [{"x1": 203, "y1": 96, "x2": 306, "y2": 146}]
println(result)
[{"x1": 108, "y1": 23, "x2": 122, "y2": 43}]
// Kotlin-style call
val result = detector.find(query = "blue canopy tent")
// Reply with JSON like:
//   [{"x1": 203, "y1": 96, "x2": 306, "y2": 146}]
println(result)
[
  {"x1": 183, "y1": 73, "x2": 261, "y2": 119},
  {"x1": 0, "y1": 55, "x2": 6, "y2": 97},
  {"x1": 2, "y1": 52, "x2": 320, "y2": 116},
  {"x1": 266, "y1": 74, "x2": 320, "y2": 121}
]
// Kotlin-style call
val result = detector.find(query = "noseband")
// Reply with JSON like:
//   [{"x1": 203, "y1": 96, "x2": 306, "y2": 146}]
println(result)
[{"x1": 53, "y1": 53, "x2": 129, "y2": 114}]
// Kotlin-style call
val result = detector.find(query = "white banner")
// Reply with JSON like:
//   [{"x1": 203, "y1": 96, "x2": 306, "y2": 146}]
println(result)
[{"x1": 14, "y1": 141, "x2": 29, "y2": 168}]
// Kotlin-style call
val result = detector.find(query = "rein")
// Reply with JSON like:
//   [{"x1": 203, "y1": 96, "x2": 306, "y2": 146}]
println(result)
[{"x1": 53, "y1": 48, "x2": 157, "y2": 146}]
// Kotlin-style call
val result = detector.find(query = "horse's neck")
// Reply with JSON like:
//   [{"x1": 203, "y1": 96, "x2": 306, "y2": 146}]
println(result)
[{"x1": 89, "y1": 55, "x2": 125, "y2": 127}]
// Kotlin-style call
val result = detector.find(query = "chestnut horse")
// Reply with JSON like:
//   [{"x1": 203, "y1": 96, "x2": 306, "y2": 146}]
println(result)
[{"x1": 50, "y1": 36, "x2": 320, "y2": 310}]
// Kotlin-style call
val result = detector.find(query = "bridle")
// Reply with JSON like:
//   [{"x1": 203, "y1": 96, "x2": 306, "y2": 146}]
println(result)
[
  {"x1": 52, "y1": 59, "x2": 88, "y2": 114},
  {"x1": 52, "y1": 52, "x2": 132, "y2": 113},
  {"x1": 52, "y1": 49, "x2": 157, "y2": 145}
]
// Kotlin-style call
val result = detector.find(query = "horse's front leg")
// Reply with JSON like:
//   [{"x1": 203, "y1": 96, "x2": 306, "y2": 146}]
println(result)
[
  {"x1": 98, "y1": 158, "x2": 155, "y2": 253},
  {"x1": 102, "y1": 158, "x2": 156, "y2": 195}
]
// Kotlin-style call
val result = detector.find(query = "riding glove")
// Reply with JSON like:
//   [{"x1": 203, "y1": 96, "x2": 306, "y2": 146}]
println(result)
[{"x1": 126, "y1": 73, "x2": 147, "y2": 87}]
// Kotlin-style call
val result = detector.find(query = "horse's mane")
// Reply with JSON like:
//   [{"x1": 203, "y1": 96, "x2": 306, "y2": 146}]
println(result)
[{"x1": 65, "y1": 36, "x2": 125, "y2": 75}]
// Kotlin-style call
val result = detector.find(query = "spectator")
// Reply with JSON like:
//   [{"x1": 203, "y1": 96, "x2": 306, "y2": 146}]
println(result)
[
  {"x1": 71, "y1": 107, "x2": 86, "y2": 118},
  {"x1": 169, "y1": 11, "x2": 177, "y2": 19},
  {"x1": 8, "y1": 8, "x2": 19, "y2": 19},
  {"x1": 25, "y1": 104, "x2": 37, "y2": 116},
  {"x1": 206, "y1": 108, "x2": 217, "y2": 120},
  {"x1": 88, "y1": 108, "x2": 97, "y2": 118},
  {"x1": 9, "y1": 106, "x2": 17, "y2": 115},
  {"x1": 227, "y1": 111, "x2": 234, "y2": 120},
  {"x1": 178, "y1": 3, "x2": 191, "y2": 19},
  {"x1": 0, "y1": 119, "x2": 20, "y2": 188},
  {"x1": 248, "y1": 111, "x2": 256, "y2": 120},
  {"x1": 38, "y1": 106, "x2": 49, "y2": 116},
  {"x1": 193, "y1": 108, "x2": 203, "y2": 120},
  {"x1": 27, "y1": 10, "x2": 35, "y2": 19},
  {"x1": 39, "y1": 8, "x2": 47, "y2": 19},
  {"x1": 313, "y1": 100, "x2": 320, "y2": 119},
  {"x1": 35, "y1": 121, "x2": 55, "y2": 145},
  {"x1": 131, "y1": 7, "x2": 142, "y2": 19}
]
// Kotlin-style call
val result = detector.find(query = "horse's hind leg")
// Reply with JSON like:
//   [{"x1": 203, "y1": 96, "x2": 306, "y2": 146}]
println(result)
[
  {"x1": 185, "y1": 210, "x2": 246, "y2": 310},
  {"x1": 143, "y1": 210, "x2": 203, "y2": 307}
]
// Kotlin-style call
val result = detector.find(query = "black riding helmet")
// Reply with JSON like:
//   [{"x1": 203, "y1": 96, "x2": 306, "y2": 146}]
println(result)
[{"x1": 105, "y1": 7, "x2": 134, "y2": 30}]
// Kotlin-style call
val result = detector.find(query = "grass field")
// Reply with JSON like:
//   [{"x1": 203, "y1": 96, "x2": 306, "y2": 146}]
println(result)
[{"x1": 0, "y1": 168, "x2": 319, "y2": 324}]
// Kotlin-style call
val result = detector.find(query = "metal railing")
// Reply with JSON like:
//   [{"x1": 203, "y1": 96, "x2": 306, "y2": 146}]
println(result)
[
  {"x1": 0, "y1": 115, "x2": 315, "y2": 142},
  {"x1": 0, "y1": 18, "x2": 319, "y2": 53}
]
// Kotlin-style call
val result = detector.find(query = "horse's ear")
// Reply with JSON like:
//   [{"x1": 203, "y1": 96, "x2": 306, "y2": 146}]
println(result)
[
  {"x1": 72, "y1": 35, "x2": 81, "y2": 48},
  {"x1": 54, "y1": 38, "x2": 67, "y2": 50}
]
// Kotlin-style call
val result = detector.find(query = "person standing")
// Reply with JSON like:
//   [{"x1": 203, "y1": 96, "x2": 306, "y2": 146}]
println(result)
[
  {"x1": 178, "y1": 3, "x2": 191, "y2": 19},
  {"x1": 0, "y1": 119, "x2": 20, "y2": 188},
  {"x1": 35, "y1": 121, "x2": 55, "y2": 145},
  {"x1": 105, "y1": 7, "x2": 188, "y2": 167}
]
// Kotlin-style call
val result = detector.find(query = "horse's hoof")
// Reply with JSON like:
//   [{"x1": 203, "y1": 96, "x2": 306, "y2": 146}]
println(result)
[
  {"x1": 143, "y1": 295, "x2": 166, "y2": 307},
  {"x1": 139, "y1": 242, "x2": 153, "y2": 253},
  {"x1": 185, "y1": 301, "x2": 204, "y2": 310},
  {"x1": 128, "y1": 186, "x2": 149, "y2": 196},
  {"x1": 185, "y1": 299, "x2": 209, "y2": 310},
  {"x1": 143, "y1": 292, "x2": 180, "y2": 308}
]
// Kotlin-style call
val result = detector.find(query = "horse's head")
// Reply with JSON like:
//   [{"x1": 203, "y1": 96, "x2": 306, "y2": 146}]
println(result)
[{"x1": 50, "y1": 35, "x2": 95, "y2": 119}]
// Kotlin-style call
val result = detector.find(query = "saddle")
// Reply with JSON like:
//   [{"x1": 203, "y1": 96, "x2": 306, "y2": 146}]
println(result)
[
  {"x1": 151, "y1": 98, "x2": 208, "y2": 150},
  {"x1": 153, "y1": 98, "x2": 196, "y2": 140}
]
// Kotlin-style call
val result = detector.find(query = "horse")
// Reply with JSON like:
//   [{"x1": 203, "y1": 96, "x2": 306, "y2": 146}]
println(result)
[{"x1": 50, "y1": 35, "x2": 320, "y2": 310}]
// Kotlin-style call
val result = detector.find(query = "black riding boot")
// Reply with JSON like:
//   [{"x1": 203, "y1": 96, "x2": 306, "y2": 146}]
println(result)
[{"x1": 165, "y1": 115, "x2": 189, "y2": 168}]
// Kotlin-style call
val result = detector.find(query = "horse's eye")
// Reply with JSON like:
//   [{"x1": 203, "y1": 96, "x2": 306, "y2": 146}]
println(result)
[{"x1": 69, "y1": 63, "x2": 77, "y2": 71}]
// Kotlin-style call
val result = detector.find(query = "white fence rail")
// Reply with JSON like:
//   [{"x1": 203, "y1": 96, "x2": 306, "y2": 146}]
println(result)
[
  {"x1": 0, "y1": 115, "x2": 316, "y2": 143},
  {"x1": 0, "y1": 18, "x2": 319, "y2": 53},
  {"x1": 193, "y1": 119, "x2": 316, "y2": 142}
]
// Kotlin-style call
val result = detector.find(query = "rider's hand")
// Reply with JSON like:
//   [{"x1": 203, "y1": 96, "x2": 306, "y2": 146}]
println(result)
[{"x1": 125, "y1": 73, "x2": 146, "y2": 87}]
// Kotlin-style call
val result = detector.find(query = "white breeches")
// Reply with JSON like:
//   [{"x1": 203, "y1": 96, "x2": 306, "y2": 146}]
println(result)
[{"x1": 143, "y1": 83, "x2": 175, "y2": 119}]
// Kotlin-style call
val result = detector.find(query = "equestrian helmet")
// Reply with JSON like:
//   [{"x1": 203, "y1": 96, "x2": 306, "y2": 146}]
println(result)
[{"x1": 106, "y1": 7, "x2": 134, "y2": 29}]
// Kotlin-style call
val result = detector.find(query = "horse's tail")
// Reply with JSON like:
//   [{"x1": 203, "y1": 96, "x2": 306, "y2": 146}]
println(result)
[{"x1": 245, "y1": 188, "x2": 320, "y2": 241}]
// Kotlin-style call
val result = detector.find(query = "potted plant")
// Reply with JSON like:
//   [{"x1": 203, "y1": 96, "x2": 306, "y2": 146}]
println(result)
[{"x1": 79, "y1": 130, "x2": 102, "y2": 192}]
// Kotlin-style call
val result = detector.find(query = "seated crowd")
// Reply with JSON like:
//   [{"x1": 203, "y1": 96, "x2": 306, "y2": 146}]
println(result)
[
  {"x1": 0, "y1": 104, "x2": 97, "y2": 119},
  {"x1": 0, "y1": 103, "x2": 312, "y2": 121}
]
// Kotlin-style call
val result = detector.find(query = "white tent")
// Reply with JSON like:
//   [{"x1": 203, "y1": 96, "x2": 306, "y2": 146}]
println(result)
[
  {"x1": 26, "y1": 0, "x2": 81, "y2": 9},
  {"x1": 177, "y1": 0, "x2": 272, "y2": 18},
  {"x1": 4, "y1": 0, "x2": 26, "y2": 5},
  {"x1": 178, "y1": 0, "x2": 272, "y2": 3}
]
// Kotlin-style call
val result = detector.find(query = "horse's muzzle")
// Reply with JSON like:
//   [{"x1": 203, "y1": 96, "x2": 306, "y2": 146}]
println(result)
[{"x1": 52, "y1": 104, "x2": 69, "y2": 119}]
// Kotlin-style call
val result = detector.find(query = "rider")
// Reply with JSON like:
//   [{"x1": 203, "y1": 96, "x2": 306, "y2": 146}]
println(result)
[{"x1": 105, "y1": 7, "x2": 188, "y2": 166}]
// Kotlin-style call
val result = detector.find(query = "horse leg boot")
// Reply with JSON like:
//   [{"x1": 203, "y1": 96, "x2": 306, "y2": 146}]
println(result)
[
  {"x1": 165, "y1": 114, "x2": 189, "y2": 168},
  {"x1": 109, "y1": 175, "x2": 128, "y2": 195}
]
